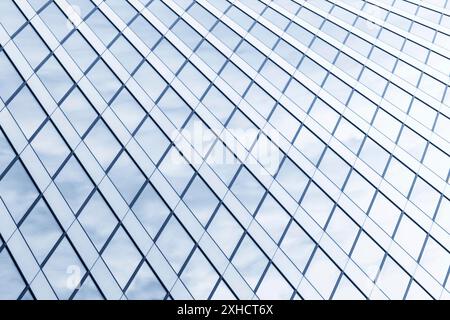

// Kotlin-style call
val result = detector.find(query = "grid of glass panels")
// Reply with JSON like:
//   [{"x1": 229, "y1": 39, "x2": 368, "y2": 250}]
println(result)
[{"x1": 0, "y1": 0, "x2": 450, "y2": 300}]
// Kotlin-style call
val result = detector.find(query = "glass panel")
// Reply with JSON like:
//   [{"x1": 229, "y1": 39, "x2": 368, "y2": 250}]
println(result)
[
  {"x1": 78, "y1": 192, "x2": 118, "y2": 251},
  {"x1": 43, "y1": 238, "x2": 86, "y2": 299},
  {"x1": 102, "y1": 227, "x2": 142, "y2": 289},
  {"x1": 20, "y1": 200, "x2": 62, "y2": 264},
  {"x1": 0, "y1": 161, "x2": 39, "y2": 223}
]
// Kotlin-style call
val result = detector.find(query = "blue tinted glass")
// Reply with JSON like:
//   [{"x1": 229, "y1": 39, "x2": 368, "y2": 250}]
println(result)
[{"x1": 2, "y1": 0, "x2": 449, "y2": 301}]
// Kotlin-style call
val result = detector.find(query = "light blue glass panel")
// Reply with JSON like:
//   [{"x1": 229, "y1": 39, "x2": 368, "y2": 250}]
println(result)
[
  {"x1": 0, "y1": 51, "x2": 23, "y2": 103},
  {"x1": 62, "y1": 31, "x2": 97, "y2": 72},
  {"x1": 84, "y1": 120, "x2": 121, "y2": 170},
  {"x1": 85, "y1": 9, "x2": 119, "y2": 46},
  {"x1": 230, "y1": 167, "x2": 265, "y2": 214},
  {"x1": 132, "y1": 183, "x2": 171, "y2": 240},
  {"x1": 55, "y1": 157, "x2": 93, "y2": 213},
  {"x1": 43, "y1": 238, "x2": 86, "y2": 299},
  {"x1": 0, "y1": 161, "x2": 38, "y2": 223},
  {"x1": 108, "y1": 152, "x2": 145, "y2": 205},
  {"x1": 7, "y1": 86, "x2": 46, "y2": 140},
  {"x1": 37, "y1": 56, "x2": 73, "y2": 104},
  {"x1": 78, "y1": 192, "x2": 118, "y2": 251},
  {"x1": 102, "y1": 227, "x2": 141, "y2": 289},
  {"x1": 183, "y1": 176, "x2": 218, "y2": 226},
  {"x1": 86, "y1": 60, "x2": 122, "y2": 103},
  {"x1": 20, "y1": 200, "x2": 62, "y2": 264},
  {"x1": 0, "y1": 1, "x2": 26, "y2": 35},
  {"x1": 0, "y1": 131, "x2": 15, "y2": 175},
  {"x1": 31, "y1": 122, "x2": 70, "y2": 176},
  {"x1": 126, "y1": 263, "x2": 166, "y2": 300},
  {"x1": 110, "y1": 88, "x2": 145, "y2": 133},
  {"x1": 181, "y1": 249, "x2": 218, "y2": 299},
  {"x1": 60, "y1": 88, "x2": 97, "y2": 137},
  {"x1": 135, "y1": 117, "x2": 170, "y2": 165},
  {"x1": 13, "y1": 25, "x2": 50, "y2": 70},
  {"x1": 156, "y1": 217, "x2": 194, "y2": 273},
  {"x1": 232, "y1": 235, "x2": 268, "y2": 289},
  {"x1": 0, "y1": 249, "x2": 26, "y2": 299}
]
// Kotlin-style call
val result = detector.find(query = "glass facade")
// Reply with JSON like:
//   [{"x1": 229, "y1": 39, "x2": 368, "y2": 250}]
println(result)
[{"x1": 0, "y1": 0, "x2": 450, "y2": 300}]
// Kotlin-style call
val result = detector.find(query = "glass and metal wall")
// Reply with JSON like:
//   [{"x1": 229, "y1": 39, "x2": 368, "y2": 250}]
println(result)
[{"x1": 1, "y1": 0, "x2": 450, "y2": 300}]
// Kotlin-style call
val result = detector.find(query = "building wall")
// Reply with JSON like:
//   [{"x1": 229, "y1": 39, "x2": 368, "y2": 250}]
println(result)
[{"x1": 0, "y1": 0, "x2": 450, "y2": 300}]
